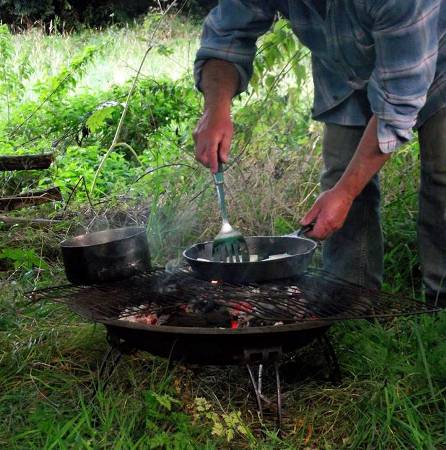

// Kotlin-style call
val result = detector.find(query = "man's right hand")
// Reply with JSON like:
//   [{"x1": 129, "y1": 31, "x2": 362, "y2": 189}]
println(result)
[{"x1": 193, "y1": 108, "x2": 233, "y2": 173}]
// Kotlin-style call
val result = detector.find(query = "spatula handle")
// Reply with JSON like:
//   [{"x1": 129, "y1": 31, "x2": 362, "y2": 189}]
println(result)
[{"x1": 213, "y1": 163, "x2": 229, "y2": 224}]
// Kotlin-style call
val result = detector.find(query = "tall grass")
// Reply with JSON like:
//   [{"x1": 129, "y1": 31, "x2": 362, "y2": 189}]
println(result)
[{"x1": 12, "y1": 15, "x2": 200, "y2": 100}]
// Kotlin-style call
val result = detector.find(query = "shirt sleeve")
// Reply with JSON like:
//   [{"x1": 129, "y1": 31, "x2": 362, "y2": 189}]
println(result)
[
  {"x1": 194, "y1": 1, "x2": 276, "y2": 95},
  {"x1": 367, "y1": 0, "x2": 441, "y2": 153}
]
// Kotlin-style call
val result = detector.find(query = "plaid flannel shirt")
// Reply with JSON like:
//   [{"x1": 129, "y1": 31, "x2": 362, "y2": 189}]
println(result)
[{"x1": 194, "y1": 0, "x2": 446, "y2": 152}]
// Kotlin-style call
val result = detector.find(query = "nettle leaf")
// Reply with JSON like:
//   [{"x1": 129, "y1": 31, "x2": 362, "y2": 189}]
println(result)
[{"x1": 86, "y1": 101, "x2": 123, "y2": 133}]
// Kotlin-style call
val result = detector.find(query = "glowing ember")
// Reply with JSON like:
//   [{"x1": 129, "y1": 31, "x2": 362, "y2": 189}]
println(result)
[
  {"x1": 116, "y1": 275, "x2": 312, "y2": 329},
  {"x1": 118, "y1": 298, "x2": 260, "y2": 329}
]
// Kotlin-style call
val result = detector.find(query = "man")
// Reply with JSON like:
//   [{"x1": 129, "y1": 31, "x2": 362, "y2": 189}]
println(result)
[{"x1": 192, "y1": 0, "x2": 446, "y2": 306}]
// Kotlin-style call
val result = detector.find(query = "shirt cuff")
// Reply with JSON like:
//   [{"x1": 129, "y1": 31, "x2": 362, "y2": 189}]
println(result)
[{"x1": 375, "y1": 117, "x2": 413, "y2": 153}]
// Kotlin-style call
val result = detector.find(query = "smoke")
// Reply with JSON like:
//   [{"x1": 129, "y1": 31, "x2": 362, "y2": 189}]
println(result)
[
  {"x1": 62, "y1": 164, "x2": 214, "y2": 278},
  {"x1": 86, "y1": 214, "x2": 110, "y2": 232},
  {"x1": 146, "y1": 197, "x2": 204, "y2": 267}
]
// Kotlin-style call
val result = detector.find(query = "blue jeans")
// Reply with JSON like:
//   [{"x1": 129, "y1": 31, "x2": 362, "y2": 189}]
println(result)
[{"x1": 321, "y1": 109, "x2": 446, "y2": 304}]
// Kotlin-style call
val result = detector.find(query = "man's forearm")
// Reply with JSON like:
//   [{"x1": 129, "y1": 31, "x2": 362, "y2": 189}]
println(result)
[
  {"x1": 200, "y1": 59, "x2": 240, "y2": 113},
  {"x1": 193, "y1": 59, "x2": 239, "y2": 172},
  {"x1": 335, "y1": 115, "x2": 391, "y2": 200}
]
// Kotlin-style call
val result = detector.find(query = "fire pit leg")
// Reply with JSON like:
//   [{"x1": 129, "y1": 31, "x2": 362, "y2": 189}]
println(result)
[
  {"x1": 244, "y1": 347, "x2": 283, "y2": 433},
  {"x1": 97, "y1": 329, "x2": 133, "y2": 388},
  {"x1": 246, "y1": 362, "x2": 283, "y2": 433},
  {"x1": 274, "y1": 361, "x2": 282, "y2": 432},
  {"x1": 246, "y1": 364, "x2": 264, "y2": 420},
  {"x1": 258, "y1": 364, "x2": 263, "y2": 396},
  {"x1": 318, "y1": 335, "x2": 341, "y2": 383}
]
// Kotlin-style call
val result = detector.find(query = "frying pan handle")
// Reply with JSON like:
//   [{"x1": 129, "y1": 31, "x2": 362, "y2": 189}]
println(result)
[{"x1": 286, "y1": 223, "x2": 315, "y2": 238}]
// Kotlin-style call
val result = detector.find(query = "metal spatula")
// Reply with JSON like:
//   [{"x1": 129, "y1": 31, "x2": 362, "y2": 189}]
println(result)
[{"x1": 212, "y1": 163, "x2": 249, "y2": 263}]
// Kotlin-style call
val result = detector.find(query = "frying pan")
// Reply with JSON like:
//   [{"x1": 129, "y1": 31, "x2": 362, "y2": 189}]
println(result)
[
  {"x1": 183, "y1": 230, "x2": 317, "y2": 284},
  {"x1": 60, "y1": 227, "x2": 150, "y2": 284}
]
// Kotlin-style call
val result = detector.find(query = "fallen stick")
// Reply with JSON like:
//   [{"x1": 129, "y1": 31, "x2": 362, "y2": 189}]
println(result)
[
  {"x1": 0, "y1": 153, "x2": 54, "y2": 171},
  {"x1": 0, "y1": 215, "x2": 61, "y2": 226},
  {"x1": 0, "y1": 187, "x2": 62, "y2": 211}
]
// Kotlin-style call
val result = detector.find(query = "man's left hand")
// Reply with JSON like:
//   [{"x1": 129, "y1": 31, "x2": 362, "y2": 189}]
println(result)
[{"x1": 301, "y1": 188, "x2": 354, "y2": 240}]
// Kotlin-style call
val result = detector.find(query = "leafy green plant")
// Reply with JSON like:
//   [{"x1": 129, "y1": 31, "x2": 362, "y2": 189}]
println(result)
[
  {"x1": 252, "y1": 19, "x2": 309, "y2": 96},
  {"x1": 0, "y1": 247, "x2": 48, "y2": 271},
  {"x1": 86, "y1": 101, "x2": 124, "y2": 133},
  {"x1": 193, "y1": 397, "x2": 254, "y2": 444},
  {"x1": 142, "y1": 387, "x2": 218, "y2": 449}
]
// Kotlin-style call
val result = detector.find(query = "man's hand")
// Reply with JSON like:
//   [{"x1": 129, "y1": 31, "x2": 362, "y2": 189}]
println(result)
[
  {"x1": 301, "y1": 188, "x2": 354, "y2": 240},
  {"x1": 193, "y1": 109, "x2": 233, "y2": 173},
  {"x1": 301, "y1": 116, "x2": 391, "y2": 240}
]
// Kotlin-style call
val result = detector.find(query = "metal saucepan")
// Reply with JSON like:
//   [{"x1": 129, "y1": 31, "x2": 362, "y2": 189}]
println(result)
[
  {"x1": 183, "y1": 229, "x2": 317, "y2": 284},
  {"x1": 60, "y1": 227, "x2": 151, "y2": 284}
]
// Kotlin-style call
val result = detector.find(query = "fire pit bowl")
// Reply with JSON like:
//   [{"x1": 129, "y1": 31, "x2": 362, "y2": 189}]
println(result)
[
  {"x1": 102, "y1": 319, "x2": 332, "y2": 365},
  {"x1": 60, "y1": 227, "x2": 151, "y2": 284}
]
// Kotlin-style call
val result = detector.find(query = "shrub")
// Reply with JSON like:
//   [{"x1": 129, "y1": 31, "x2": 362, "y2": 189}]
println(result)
[
  {"x1": 0, "y1": 0, "x2": 154, "y2": 29},
  {"x1": 0, "y1": 0, "x2": 214, "y2": 30}
]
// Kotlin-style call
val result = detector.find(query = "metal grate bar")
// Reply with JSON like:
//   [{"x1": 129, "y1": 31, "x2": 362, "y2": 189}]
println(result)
[{"x1": 27, "y1": 268, "x2": 440, "y2": 326}]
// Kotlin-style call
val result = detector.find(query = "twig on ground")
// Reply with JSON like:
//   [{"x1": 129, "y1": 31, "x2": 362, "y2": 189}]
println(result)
[
  {"x1": 0, "y1": 215, "x2": 61, "y2": 226},
  {"x1": 0, "y1": 187, "x2": 62, "y2": 211}
]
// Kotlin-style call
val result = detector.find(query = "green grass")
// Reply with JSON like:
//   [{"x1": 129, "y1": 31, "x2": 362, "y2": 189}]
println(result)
[
  {"x1": 1, "y1": 12, "x2": 446, "y2": 450},
  {"x1": 13, "y1": 15, "x2": 200, "y2": 100}
]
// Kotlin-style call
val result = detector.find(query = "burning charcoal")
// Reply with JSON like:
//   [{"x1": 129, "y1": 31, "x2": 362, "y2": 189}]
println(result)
[
  {"x1": 206, "y1": 309, "x2": 232, "y2": 326},
  {"x1": 287, "y1": 285, "x2": 303, "y2": 295},
  {"x1": 119, "y1": 305, "x2": 146, "y2": 318},
  {"x1": 121, "y1": 314, "x2": 139, "y2": 323},
  {"x1": 227, "y1": 301, "x2": 253, "y2": 316},
  {"x1": 179, "y1": 303, "x2": 195, "y2": 314},
  {"x1": 166, "y1": 309, "x2": 232, "y2": 327},
  {"x1": 136, "y1": 313, "x2": 168, "y2": 326},
  {"x1": 121, "y1": 312, "x2": 155, "y2": 325},
  {"x1": 230, "y1": 310, "x2": 253, "y2": 328},
  {"x1": 192, "y1": 299, "x2": 218, "y2": 314}
]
